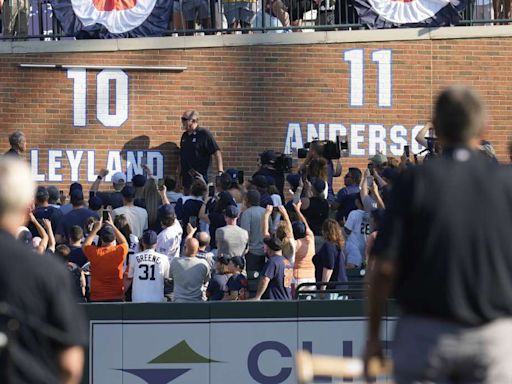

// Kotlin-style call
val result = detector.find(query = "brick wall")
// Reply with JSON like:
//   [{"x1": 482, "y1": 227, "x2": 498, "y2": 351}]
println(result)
[{"x1": 0, "y1": 36, "x2": 511, "y2": 193}]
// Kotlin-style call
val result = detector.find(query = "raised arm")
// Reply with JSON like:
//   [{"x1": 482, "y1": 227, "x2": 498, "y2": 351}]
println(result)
[
  {"x1": 42, "y1": 219, "x2": 56, "y2": 253},
  {"x1": 277, "y1": 205, "x2": 293, "y2": 239},
  {"x1": 29, "y1": 213, "x2": 49, "y2": 254},
  {"x1": 414, "y1": 123, "x2": 431, "y2": 148},
  {"x1": 262, "y1": 205, "x2": 273, "y2": 238},
  {"x1": 186, "y1": 223, "x2": 198, "y2": 240},
  {"x1": 292, "y1": 201, "x2": 313, "y2": 236},
  {"x1": 370, "y1": 182, "x2": 385, "y2": 209},
  {"x1": 333, "y1": 159, "x2": 342, "y2": 177},
  {"x1": 106, "y1": 213, "x2": 127, "y2": 245},
  {"x1": 90, "y1": 168, "x2": 109, "y2": 193},
  {"x1": 83, "y1": 218, "x2": 102, "y2": 247},
  {"x1": 360, "y1": 168, "x2": 370, "y2": 201},
  {"x1": 158, "y1": 184, "x2": 170, "y2": 206}
]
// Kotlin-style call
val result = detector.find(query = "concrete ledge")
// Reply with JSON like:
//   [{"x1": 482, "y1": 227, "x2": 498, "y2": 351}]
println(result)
[{"x1": 1, "y1": 25, "x2": 512, "y2": 54}]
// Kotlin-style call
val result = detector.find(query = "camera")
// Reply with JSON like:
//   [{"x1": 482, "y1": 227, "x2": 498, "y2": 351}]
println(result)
[
  {"x1": 298, "y1": 136, "x2": 348, "y2": 160},
  {"x1": 274, "y1": 153, "x2": 293, "y2": 173}
]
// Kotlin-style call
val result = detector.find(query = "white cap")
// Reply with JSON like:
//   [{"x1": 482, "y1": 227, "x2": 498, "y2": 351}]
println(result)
[{"x1": 111, "y1": 172, "x2": 126, "y2": 185}]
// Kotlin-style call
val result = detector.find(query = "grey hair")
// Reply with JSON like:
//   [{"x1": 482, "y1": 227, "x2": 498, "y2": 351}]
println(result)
[
  {"x1": 0, "y1": 157, "x2": 35, "y2": 217},
  {"x1": 8, "y1": 131, "x2": 25, "y2": 148}
]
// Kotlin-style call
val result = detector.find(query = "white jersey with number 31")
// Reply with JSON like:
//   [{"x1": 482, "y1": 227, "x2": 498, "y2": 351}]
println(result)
[{"x1": 128, "y1": 249, "x2": 170, "y2": 303}]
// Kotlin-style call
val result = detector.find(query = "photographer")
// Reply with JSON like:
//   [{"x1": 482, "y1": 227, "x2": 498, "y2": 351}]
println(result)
[{"x1": 253, "y1": 150, "x2": 286, "y2": 199}]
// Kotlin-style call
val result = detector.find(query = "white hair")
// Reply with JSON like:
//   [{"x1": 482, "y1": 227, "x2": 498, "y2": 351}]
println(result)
[{"x1": 0, "y1": 157, "x2": 35, "y2": 217}]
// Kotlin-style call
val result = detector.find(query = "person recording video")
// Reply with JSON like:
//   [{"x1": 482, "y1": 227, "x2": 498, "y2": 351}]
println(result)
[{"x1": 252, "y1": 150, "x2": 286, "y2": 199}]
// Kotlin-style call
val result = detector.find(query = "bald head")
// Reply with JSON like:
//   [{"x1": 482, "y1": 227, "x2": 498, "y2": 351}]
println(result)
[
  {"x1": 185, "y1": 237, "x2": 199, "y2": 257},
  {"x1": 196, "y1": 231, "x2": 210, "y2": 249}
]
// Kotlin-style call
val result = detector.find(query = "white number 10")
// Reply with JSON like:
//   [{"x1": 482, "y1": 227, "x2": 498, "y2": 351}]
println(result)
[
  {"x1": 67, "y1": 68, "x2": 129, "y2": 128},
  {"x1": 343, "y1": 49, "x2": 392, "y2": 108}
]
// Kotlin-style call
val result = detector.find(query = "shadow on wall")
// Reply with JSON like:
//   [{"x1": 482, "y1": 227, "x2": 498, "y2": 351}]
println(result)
[{"x1": 121, "y1": 135, "x2": 179, "y2": 178}]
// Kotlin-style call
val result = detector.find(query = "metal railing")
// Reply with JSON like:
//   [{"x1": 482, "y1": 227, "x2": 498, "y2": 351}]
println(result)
[
  {"x1": 295, "y1": 280, "x2": 368, "y2": 300},
  {"x1": 0, "y1": 0, "x2": 509, "y2": 40}
]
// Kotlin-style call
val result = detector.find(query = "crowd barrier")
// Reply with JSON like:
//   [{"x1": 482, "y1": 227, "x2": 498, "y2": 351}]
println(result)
[{"x1": 81, "y1": 300, "x2": 398, "y2": 384}]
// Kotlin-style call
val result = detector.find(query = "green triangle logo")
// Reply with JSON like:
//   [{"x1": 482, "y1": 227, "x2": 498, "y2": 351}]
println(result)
[{"x1": 148, "y1": 341, "x2": 220, "y2": 364}]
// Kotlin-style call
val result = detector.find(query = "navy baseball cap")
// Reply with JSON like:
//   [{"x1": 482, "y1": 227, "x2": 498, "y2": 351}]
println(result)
[
  {"x1": 142, "y1": 230, "x2": 158, "y2": 245},
  {"x1": 230, "y1": 256, "x2": 245, "y2": 270},
  {"x1": 47, "y1": 186, "x2": 59, "y2": 202},
  {"x1": 312, "y1": 179, "x2": 326, "y2": 194},
  {"x1": 158, "y1": 204, "x2": 176, "y2": 218},
  {"x1": 286, "y1": 174, "x2": 301, "y2": 189},
  {"x1": 121, "y1": 185, "x2": 136, "y2": 198},
  {"x1": 132, "y1": 174, "x2": 147, "y2": 188},
  {"x1": 69, "y1": 182, "x2": 82, "y2": 194},
  {"x1": 218, "y1": 191, "x2": 236, "y2": 206},
  {"x1": 260, "y1": 150, "x2": 277, "y2": 165},
  {"x1": 98, "y1": 224, "x2": 116, "y2": 243},
  {"x1": 225, "y1": 168, "x2": 240, "y2": 182},
  {"x1": 70, "y1": 189, "x2": 84, "y2": 205},
  {"x1": 250, "y1": 175, "x2": 268, "y2": 189},
  {"x1": 88, "y1": 195, "x2": 103, "y2": 211},
  {"x1": 223, "y1": 205, "x2": 239, "y2": 218},
  {"x1": 292, "y1": 221, "x2": 307, "y2": 239}
]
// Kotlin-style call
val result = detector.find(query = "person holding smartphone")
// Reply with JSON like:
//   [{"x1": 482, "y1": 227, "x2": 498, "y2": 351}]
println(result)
[{"x1": 177, "y1": 110, "x2": 224, "y2": 192}]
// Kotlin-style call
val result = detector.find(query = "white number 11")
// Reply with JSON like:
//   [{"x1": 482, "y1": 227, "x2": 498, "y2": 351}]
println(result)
[{"x1": 343, "y1": 49, "x2": 392, "y2": 108}]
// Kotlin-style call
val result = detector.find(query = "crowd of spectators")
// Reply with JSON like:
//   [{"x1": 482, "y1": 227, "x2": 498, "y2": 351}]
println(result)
[{"x1": 2, "y1": 118, "x2": 507, "y2": 304}]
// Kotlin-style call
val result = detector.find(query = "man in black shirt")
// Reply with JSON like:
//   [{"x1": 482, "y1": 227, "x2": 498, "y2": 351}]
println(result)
[
  {"x1": 0, "y1": 157, "x2": 87, "y2": 384},
  {"x1": 253, "y1": 150, "x2": 285, "y2": 198},
  {"x1": 177, "y1": 110, "x2": 224, "y2": 191},
  {"x1": 365, "y1": 86, "x2": 512, "y2": 383},
  {"x1": 4, "y1": 130, "x2": 26, "y2": 158}
]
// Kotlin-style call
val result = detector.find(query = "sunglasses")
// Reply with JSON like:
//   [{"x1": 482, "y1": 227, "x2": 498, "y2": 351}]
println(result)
[{"x1": 181, "y1": 117, "x2": 197, "y2": 123}]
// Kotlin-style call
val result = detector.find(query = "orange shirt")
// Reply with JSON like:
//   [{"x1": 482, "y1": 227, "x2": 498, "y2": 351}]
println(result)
[
  {"x1": 293, "y1": 234, "x2": 315, "y2": 279},
  {"x1": 84, "y1": 243, "x2": 128, "y2": 301}
]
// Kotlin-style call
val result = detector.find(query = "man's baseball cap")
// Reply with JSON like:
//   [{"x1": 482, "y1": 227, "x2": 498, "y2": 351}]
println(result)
[
  {"x1": 70, "y1": 189, "x2": 84, "y2": 205},
  {"x1": 260, "y1": 150, "x2": 277, "y2": 165},
  {"x1": 47, "y1": 186, "x2": 60, "y2": 202},
  {"x1": 250, "y1": 175, "x2": 268, "y2": 189},
  {"x1": 121, "y1": 185, "x2": 136, "y2": 199},
  {"x1": 381, "y1": 167, "x2": 398, "y2": 182},
  {"x1": 112, "y1": 172, "x2": 126, "y2": 185},
  {"x1": 69, "y1": 182, "x2": 82, "y2": 194},
  {"x1": 312, "y1": 179, "x2": 326, "y2": 194},
  {"x1": 230, "y1": 256, "x2": 245, "y2": 270},
  {"x1": 35, "y1": 186, "x2": 49, "y2": 200},
  {"x1": 218, "y1": 191, "x2": 236, "y2": 206},
  {"x1": 142, "y1": 230, "x2": 158, "y2": 246},
  {"x1": 158, "y1": 204, "x2": 176, "y2": 218},
  {"x1": 223, "y1": 205, "x2": 239, "y2": 219},
  {"x1": 264, "y1": 236, "x2": 283, "y2": 251},
  {"x1": 88, "y1": 195, "x2": 103, "y2": 211},
  {"x1": 98, "y1": 224, "x2": 116, "y2": 243},
  {"x1": 286, "y1": 174, "x2": 301, "y2": 190},
  {"x1": 132, "y1": 174, "x2": 147, "y2": 188},
  {"x1": 368, "y1": 153, "x2": 387, "y2": 165}
]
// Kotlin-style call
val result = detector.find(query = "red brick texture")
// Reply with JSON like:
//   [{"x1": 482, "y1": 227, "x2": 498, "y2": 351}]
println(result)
[{"x1": 0, "y1": 38, "x2": 511, "y2": 192}]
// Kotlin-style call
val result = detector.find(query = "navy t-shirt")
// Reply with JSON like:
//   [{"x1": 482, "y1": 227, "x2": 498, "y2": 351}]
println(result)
[
  {"x1": 313, "y1": 241, "x2": 347, "y2": 289},
  {"x1": 56, "y1": 207, "x2": 99, "y2": 241},
  {"x1": 259, "y1": 192, "x2": 273, "y2": 208},
  {"x1": 96, "y1": 191, "x2": 124, "y2": 209},
  {"x1": 261, "y1": 255, "x2": 293, "y2": 300},
  {"x1": 207, "y1": 274, "x2": 230, "y2": 301},
  {"x1": 176, "y1": 198, "x2": 203, "y2": 227},
  {"x1": 29, "y1": 206, "x2": 63, "y2": 237},
  {"x1": 68, "y1": 245, "x2": 88, "y2": 267},
  {"x1": 226, "y1": 273, "x2": 249, "y2": 300}
]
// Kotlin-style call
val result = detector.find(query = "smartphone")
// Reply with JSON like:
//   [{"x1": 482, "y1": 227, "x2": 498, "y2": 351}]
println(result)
[
  {"x1": 208, "y1": 184, "x2": 215, "y2": 197},
  {"x1": 102, "y1": 209, "x2": 109, "y2": 222},
  {"x1": 189, "y1": 216, "x2": 198, "y2": 227},
  {"x1": 367, "y1": 176, "x2": 374, "y2": 189},
  {"x1": 404, "y1": 145, "x2": 410, "y2": 158},
  {"x1": 59, "y1": 190, "x2": 64, "y2": 196},
  {"x1": 368, "y1": 163, "x2": 375, "y2": 176},
  {"x1": 157, "y1": 179, "x2": 165, "y2": 191}
]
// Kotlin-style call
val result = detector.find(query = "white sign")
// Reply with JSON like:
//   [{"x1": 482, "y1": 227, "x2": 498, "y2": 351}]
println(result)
[{"x1": 90, "y1": 317, "x2": 395, "y2": 384}]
